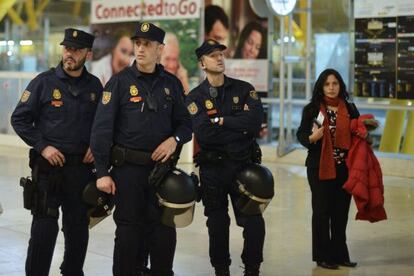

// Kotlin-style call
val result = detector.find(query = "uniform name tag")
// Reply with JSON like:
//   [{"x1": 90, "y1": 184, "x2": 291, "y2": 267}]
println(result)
[
  {"x1": 51, "y1": 100, "x2": 63, "y2": 107},
  {"x1": 130, "y1": 96, "x2": 142, "y2": 103},
  {"x1": 207, "y1": 109, "x2": 217, "y2": 115}
]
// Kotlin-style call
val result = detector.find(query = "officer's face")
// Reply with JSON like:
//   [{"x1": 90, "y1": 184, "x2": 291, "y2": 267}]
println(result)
[
  {"x1": 201, "y1": 49, "x2": 225, "y2": 74},
  {"x1": 62, "y1": 46, "x2": 90, "y2": 72},
  {"x1": 133, "y1": 38, "x2": 163, "y2": 67}
]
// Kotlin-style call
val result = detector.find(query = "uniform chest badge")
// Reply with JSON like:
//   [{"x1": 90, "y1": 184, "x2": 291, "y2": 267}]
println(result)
[
  {"x1": 130, "y1": 85, "x2": 139, "y2": 96},
  {"x1": 90, "y1": 93, "x2": 96, "y2": 102},
  {"x1": 20, "y1": 90, "x2": 31, "y2": 103},
  {"x1": 187, "y1": 102, "x2": 198, "y2": 115},
  {"x1": 205, "y1": 100, "x2": 214, "y2": 110},
  {"x1": 233, "y1": 96, "x2": 239, "y2": 104},
  {"x1": 164, "y1": 87, "x2": 170, "y2": 95},
  {"x1": 102, "y1": 91, "x2": 111, "y2": 105},
  {"x1": 249, "y1": 90, "x2": 259, "y2": 100},
  {"x1": 53, "y1": 89, "x2": 62, "y2": 100}
]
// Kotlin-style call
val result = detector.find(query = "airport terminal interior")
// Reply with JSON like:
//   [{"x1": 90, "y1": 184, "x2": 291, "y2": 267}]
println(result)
[{"x1": 1, "y1": 0, "x2": 414, "y2": 275}]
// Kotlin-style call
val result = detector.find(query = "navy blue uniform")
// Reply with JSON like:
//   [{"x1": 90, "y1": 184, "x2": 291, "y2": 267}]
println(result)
[
  {"x1": 90, "y1": 63, "x2": 192, "y2": 276},
  {"x1": 11, "y1": 63, "x2": 103, "y2": 276},
  {"x1": 185, "y1": 76, "x2": 265, "y2": 272}
]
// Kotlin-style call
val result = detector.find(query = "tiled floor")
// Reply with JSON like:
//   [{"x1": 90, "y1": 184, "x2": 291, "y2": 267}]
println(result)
[{"x1": 0, "y1": 152, "x2": 413, "y2": 275}]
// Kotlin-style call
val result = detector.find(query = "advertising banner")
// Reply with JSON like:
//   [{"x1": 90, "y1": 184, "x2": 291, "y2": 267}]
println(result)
[
  {"x1": 91, "y1": 0, "x2": 201, "y2": 23},
  {"x1": 208, "y1": 1, "x2": 269, "y2": 92},
  {"x1": 90, "y1": 0, "x2": 201, "y2": 93}
]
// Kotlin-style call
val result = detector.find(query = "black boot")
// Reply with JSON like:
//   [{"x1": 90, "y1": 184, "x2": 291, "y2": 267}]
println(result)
[
  {"x1": 244, "y1": 264, "x2": 260, "y2": 276},
  {"x1": 215, "y1": 267, "x2": 230, "y2": 276}
]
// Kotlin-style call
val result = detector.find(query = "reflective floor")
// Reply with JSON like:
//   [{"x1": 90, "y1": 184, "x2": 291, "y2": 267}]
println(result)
[{"x1": 0, "y1": 151, "x2": 413, "y2": 276}]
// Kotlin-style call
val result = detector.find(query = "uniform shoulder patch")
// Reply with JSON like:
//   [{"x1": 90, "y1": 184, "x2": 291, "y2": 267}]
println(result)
[
  {"x1": 249, "y1": 90, "x2": 259, "y2": 100},
  {"x1": 20, "y1": 90, "x2": 31, "y2": 103},
  {"x1": 102, "y1": 91, "x2": 112, "y2": 105},
  {"x1": 187, "y1": 102, "x2": 198, "y2": 115}
]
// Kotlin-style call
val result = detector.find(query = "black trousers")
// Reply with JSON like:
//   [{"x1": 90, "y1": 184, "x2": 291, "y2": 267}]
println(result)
[
  {"x1": 307, "y1": 163, "x2": 352, "y2": 263},
  {"x1": 26, "y1": 163, "x2": 93, "y2": 276},
  {"x1": 199, "y1": 160, "x2": 265, "y2": 270},
  {"x1": 111, "y1": 163, "x2": 176, "y2": 276}
]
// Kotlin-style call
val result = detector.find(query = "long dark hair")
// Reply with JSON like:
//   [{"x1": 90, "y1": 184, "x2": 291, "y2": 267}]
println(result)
[
  {"x1": 310, "y1": 68, "x2": 349, "y2": 107},
  {"x1": 234, "y1": 21, "x2": 267, "y2": 59}
]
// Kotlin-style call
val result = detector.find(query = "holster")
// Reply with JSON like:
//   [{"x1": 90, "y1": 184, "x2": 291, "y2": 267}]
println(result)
[
  {"x1": 21, "y1": 149, "x2": 61, "y2": 217},
  {"x1": 190, "y1": 172, "x2": 202, "y2": 202},
  {"x1": 20, "y1": 176, "x2": 34, "y2": 210},
  {"x1": 250, "y1": 140, "x2": 262, "y2": 164}
]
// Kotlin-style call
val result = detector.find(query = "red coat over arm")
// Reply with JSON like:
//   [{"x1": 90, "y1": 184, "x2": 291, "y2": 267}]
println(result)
[{"x1": 343, "y1": 114, "x2": 387, "y2": 223}]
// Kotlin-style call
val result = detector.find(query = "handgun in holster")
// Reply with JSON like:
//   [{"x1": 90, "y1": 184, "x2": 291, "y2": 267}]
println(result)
[
  {"x1": 20, "y1": 149, "x2": 59, "y2": 217},
  {"x1": 20, "y1": 176, "x2": 34, "y2": 210}
]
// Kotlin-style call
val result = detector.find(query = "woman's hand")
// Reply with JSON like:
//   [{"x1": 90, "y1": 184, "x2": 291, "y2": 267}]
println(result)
[{"x1": 309, "y1": 123, "x2": 324, "y2": 143}]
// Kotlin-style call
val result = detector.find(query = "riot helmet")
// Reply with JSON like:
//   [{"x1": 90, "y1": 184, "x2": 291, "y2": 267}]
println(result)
[
  {"x1": 156, "y1": 168, "x2": 198, "y2": 228},
  {"x1": 82, "y1": 180, "x2": 114, "y2": 228},
  {"x1": 235, "y1": 163, "x2": 274, "y2": 215}
]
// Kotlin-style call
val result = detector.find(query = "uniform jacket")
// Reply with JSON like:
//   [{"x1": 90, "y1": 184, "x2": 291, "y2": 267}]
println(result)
[
  {"x1": 296, "y1": 101, "x2": 359, "y2": 168},
  {"x1": 343, "y1": 114, "x2": 387, "y2": 222},
  {"x1": 90, "y1": 63, "x2": 192, "y2": 178},
  {"x1": 11, "y1": 63, "x2": 103, "y2": 155},
  {"x1": 185, "y1": 76, "x2": 263, "y2": 154}
]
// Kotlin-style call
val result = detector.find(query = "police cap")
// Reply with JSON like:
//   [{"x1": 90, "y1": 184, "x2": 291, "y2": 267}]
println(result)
[
  {"x1": 60, "y1": 28, "x2": 95, "y2": 49},
  {"x1": 195, "y1": 39, "x2": 227, "y2": 60},
  {"x1": 131, "y1": 22, "x2": 165, "y2": 44}
]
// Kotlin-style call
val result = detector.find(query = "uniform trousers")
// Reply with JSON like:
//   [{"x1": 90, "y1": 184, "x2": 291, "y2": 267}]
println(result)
[
  {"x1": 199, "y1": 160, "x2": 265, "y2": 270},
  {"x1": 111, "y1": 163, "x2": 176, "y2": 276},
  {"x1": 26, "y1": 162, "x2": 93, "y2": 276}
]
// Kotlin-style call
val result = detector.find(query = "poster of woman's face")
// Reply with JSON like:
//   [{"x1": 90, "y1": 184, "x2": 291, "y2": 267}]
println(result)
[
  {"x1": 205, "y1": 1, "x2": 268, "y2": 91},
  {"x1": 233, "y1": 21, "x2": 267, "y2": 59},
  {"x1": 204, "y1": 2, "x2": 267, "y2": 59}
]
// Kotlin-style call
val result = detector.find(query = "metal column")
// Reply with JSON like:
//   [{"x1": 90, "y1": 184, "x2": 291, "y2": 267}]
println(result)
[{"x1": 278, "y1": 16, "x2": 285, "y2": 156}]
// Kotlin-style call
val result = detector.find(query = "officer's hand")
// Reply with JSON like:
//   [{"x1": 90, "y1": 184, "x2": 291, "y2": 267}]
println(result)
[
  {"x1": 151, "y1": 137, "x2": 177, "y2": 163},
  {"x1": 259, "y1": 124, "x2": 268, "y2": 138},
  {"x1": 41, "y1": 146, "x2": 66, "y2": 167},
  {"x1": 83, "y1": 147, "x2": 94, "y2": 163},
  {"x1": 96, "y1": 176, "x2": 116, "y2": 195}
]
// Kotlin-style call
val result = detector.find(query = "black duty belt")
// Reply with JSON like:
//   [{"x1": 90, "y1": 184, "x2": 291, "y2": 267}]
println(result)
[
  {"x1": 33, "y1": 153, "x2": 86, "y2": 172},
  {"x1": 195, "y1": 149, "x2": 252, "y2": 165},
  {"x1": 111, "y1": 145, "x2": 154, "y2": 166}
]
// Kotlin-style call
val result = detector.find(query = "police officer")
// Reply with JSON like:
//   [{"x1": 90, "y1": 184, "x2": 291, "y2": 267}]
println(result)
[
  {"x1": 11, "y1": 28, "x2": 102, "y2": 276},
  {"x1": 185, "y1": 40, "x2": 266, "y2": 276},
  {"x1": 90, "y1": 22, "x2": 192, "y2": 276}
]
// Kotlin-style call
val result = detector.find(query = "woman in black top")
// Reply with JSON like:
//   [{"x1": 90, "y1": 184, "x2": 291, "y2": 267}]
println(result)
[{"x1": 297, "y1": 68, "x2": 359, "y2": 269}]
